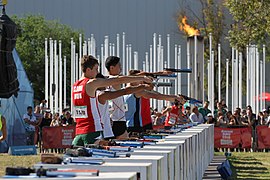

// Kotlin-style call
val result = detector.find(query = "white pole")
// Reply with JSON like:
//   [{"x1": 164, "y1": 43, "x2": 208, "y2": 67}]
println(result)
[
  {"x1": 126, "y1": 44, "x2": 129, "y2": 75},
  {"x1": 91, "y1": 34, "x2": 96, "y2": 57},
  {"x1": 122, "y1": 32, "x2": 126, "y2": 75},
  {"x1": 129, "y1": 45, "x2": 132, "y2": 70},
  {"x1": 178, "y1": 45, "x2": 182, "y2": 94},
  {"x1": 101, "y1": 44, "x2": 105, "y2": 74},
  {"x1": 104, "y1": 36, "x2": 109, "y2": 75},
  {"x1": 260, "y1": 60, "x2": 263, "y2": 111},
  {"x1": 150, "y1": 45, "x2": 153, "y2": 72},
  {"x1": 109, "y1": 43, "x2": 112, "y2": 56},
  {"x1": 112, "y1": 43, "x2": 115, "y2": 56},
  {"x1": 235, "y1": 49, "x2": 239, "y2": 108},
  {"x1": 134, "y1": 51, "x2": 138, "y2": 70},
  {"x1": 45, "y1": 38, "x2": 49, "y2": 103},
  {"x1": 239, "y1": 52, "x2": 242, "y2": 109},
  {"x1": 49, "y1": 38, "x2": 54, "y2": 111},
  {"x1": 211, "y1": 50, "x2": 215, "y2": 112},
  {"x1": 209, "y1": 33, "x2": 212, "y2": 104},
  {"x1": 226, "y1": 58, "x2": 229, "y2": 109},
  {"x1": 82, "y1": 41, "x2": 87, "y2": 57},
  {"x1": 70, "y1": 38, "x2": 74, "y2": 113},
  {"x1": 263, "y1": 45, "x2": 266, "y2": 109},
  {"x1": 167, "y1": 34, "x2": 170, "y2": 69},
  {"x1": 64, "y1": 56, "x2": 67, "y2": 108},
  {"x1": 75, "y1": 53, "x2": 78, "y2": 81},
  {"x1": 116, "y1": 34, "x2": 120, "y2": 57},
  {"x1": 79, "y1": 34, "x2": 82, "y2": 61},
  {"x1": 153, "y1": 33, "x2": 157, "y2": 73},
  {"x1": 208, "y1": 59, "x2": 211, "y2": 103},
  {"x1": 187, "y1": 39, "x2": 191, "y2": 97},
  {"x1": 256, "y1": 46, "x2": 259, "y2": 114},
  {"x1": 175, "y1": 44, "x2": 178, "y2": 95},
  {"x1": 194, "y1": 36, "x2": 198, "y2": 99},
  {"x1": 54, "y1": 40, "x2": 58, "y2": 113},
  {"x1": 218, "y1": 44, "x2": 221, "y2": 102},
  {"x1": 246, "y1": 45, "x2": 249, "y2": 107},
  {"x1": 161, "y1": 46, "x2": 164, "y2": 107},
  {"x1": 59, "y1": 40, "x2": 63, "y2": 114},
  {"x1": 145, "y1": 52, "x2": 149, "y2": 72},
  {"x1": 231, "y1": 48, "x2": 235, "y2": 111},
  {"x1": 143, "y1": 60, "x2": 146, "y2": 72},
  {"x1": 88, "y1": 38, "x2": 91, "y2": 55}
]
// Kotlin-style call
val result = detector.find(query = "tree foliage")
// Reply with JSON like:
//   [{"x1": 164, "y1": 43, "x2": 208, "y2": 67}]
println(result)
[
  {"x1": 12, "y1": 15, "x2": 82, "y2": 104},
  {"x1": 225, "y1": 0, "x2": 270, "y2": 49}
]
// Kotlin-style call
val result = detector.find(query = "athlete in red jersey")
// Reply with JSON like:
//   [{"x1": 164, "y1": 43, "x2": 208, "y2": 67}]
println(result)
[
  {"x1": 163, "y1": 100, "x2": 183, "y2": 129},
  {"x1": 72, "y1": 55, "x2": 152, "y2": 146}
]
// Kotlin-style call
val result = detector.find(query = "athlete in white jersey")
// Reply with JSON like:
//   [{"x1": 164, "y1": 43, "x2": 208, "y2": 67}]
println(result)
[
  {"x1": 105, "y1": 56, "x2": 130, "y2": 138},
  {"x1": 96, "y1": 73, "x2": 147, "y2": 139}
]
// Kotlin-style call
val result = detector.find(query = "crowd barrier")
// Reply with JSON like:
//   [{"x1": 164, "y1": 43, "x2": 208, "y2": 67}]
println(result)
[
  {"x1": 214, "y1": 126, "x2": 270, "y2": 150},
  {"x1": 42, "y1": 126, "x2": 75, "y2": 149}
]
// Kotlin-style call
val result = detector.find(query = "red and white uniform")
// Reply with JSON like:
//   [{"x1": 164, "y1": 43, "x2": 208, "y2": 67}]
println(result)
[
  {"x1": 72, "y1": 78, "x2": 102, "y2": 135},
  {"x1": 164, "y1": 105, "x2": 180, "y2": 126}
]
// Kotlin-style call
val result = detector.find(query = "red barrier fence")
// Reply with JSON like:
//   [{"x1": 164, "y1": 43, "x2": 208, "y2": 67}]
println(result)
[
  {"x1": 42, "y1": 126, "x2": 76, "y2": 149},
  {"x1": 256, "y1": 126, "x2": 270, "y2": 149},
  {"x1": 214, "y1": 127, "x2": 252, "y2": 148}
]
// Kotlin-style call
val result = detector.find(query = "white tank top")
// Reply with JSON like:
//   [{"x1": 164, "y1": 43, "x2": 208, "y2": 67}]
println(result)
[
  {"x1": 107, "y1": 86, "x2": 127, "y2": 122},
  {"x1": 97, "y1": 90, "x2": 114, "y2": 138}
]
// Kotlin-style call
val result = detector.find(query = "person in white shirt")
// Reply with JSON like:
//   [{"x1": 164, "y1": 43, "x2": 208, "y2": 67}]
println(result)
[
  {"x1": 189, "y1": 106, "x2": 204, "y2": 124},
  {"x1": 23, "y1": 106, "x2": 40, "y2": 145}
]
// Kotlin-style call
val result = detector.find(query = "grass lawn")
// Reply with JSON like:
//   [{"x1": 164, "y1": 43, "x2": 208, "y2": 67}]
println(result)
[
  {"x1": 228, "y1": 152, "x2": 270, "y2": 179},
  {"x1": 0, "y1": 153, "x2": 40, "y2": 176}
]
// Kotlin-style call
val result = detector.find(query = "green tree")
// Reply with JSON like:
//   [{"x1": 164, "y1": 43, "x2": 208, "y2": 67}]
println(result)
[
  {"x1": 12, "y1": 15, "x2": 82, "y2": 105},
  {"x1": 225, "y1": 0, "x2": 270, "y2": 49}
]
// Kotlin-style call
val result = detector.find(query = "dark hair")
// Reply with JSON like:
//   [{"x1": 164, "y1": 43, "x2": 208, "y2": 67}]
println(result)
[
  {"x1": 27, "y1": 106, "x2": 32, "y2": 110},
  {"x1": 105, "y1": 56, "x2": 120, "y2": 71},
  {"x1": 81, "y1": 55, "x2": 99, "y2": 73},
  {"x1": 96, "y1": 73, "x2": 105, "y2": 79},
  {"x1": 128, "y1": 69, "x2": 141, "y2": 75}
]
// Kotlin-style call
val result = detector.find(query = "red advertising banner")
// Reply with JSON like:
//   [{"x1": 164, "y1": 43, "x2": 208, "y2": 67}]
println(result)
[
  {"x1": 214, "y1": 127, "x2": 252, "y2": 148},
  {"x1": 42, "y1": 126, "x2": 76, "y2": 149},
  {"x1": 256, "y1": 126, "x2": 270, "y2": 149}
]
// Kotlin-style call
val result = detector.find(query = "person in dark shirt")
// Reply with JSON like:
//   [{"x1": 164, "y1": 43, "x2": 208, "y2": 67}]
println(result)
[
  {"x1": 61, "y1": 111, "x2": 75, "y2": 126},
  {"x1": 39, "y1": 109, "x2": 52, "y2": 130}
]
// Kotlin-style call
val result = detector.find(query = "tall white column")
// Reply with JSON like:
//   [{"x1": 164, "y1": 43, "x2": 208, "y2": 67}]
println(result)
[
  {"x1": 175, "y1": 44, "x2": 178, "y2": 95},
  {"x1": 101, "y1": 44, "x2": 105, "y2": 74},
  {"x1": 109, "y1": 43, "x2": 112, "y2": 56},
  {"x1": 194, "y1": 36, "x2": 198, "y2": 99},
  {"x1": 122, "y1": 32, "x2": 126, "y2": 75},
  {"x1": 134, "y1": 51, "x2": 138, "y2": 70},
  {"x1": 256, "y1": 46, "x2": 259, "y2": 113},
  {"x1": 211, "y1": 50, "x2": 215, "y2": 112},
  {"x1": 116, "y1": 34, "x2": 120, "y2": 57},
  {"x1": 150, "y1": 45, "x2": 153, "y2": 72},
  {"x1": 79, "y1": 34, "x2": 82, "y2": 61},
  {"x1": 208, "y1": 59, "x2": 211, "y2": 102},
  {"x1": 91, "y1": 34, "x2": 96, "y2": 57},
  {"x1": 246, "y1": 45, "x2": 250, "y2": 107},
  {"x1": 64, "y1": 56, "x2": 67, "y2": 108},
  {"x1": 59, "y1": 40, "x2": 63, "y2": 114},
  {"x1": 218, "y1": 44, "x2": 221, "y2": 102},
  {"x1": 45, "y1": 38, "x2": 49, "y2": 103},
  {"x1": 54, "y1": 40, "x2": 58, "y2": 113},
  {"x1": 70, "y1": 38, "x2": 74, "y2": 113},
  {"x1": 263, "y1": 45, "x2": 266, "y2": 109},
  {"x1": 112, "y1": 43, "x2": 115, "y2": 56},
  {"x1": 178, "y1": 45, "x2": 182, "y2": 94},
  {"x1": 260, "y1": 60, "x2": 263, "y2": 111},
  {"x1": 239, "y1": 52, "x2": 242, "y2": 109},
  {"x1": 167, "y1": 34, "x2": 170, "y2": 69},
  {"x1": 226, "y1": 58, "x2": 229, "y2": 110},
  {"x1": 145, "y1": 52, "x2": 149, "y2": 72},
  {"x1": 231, "y1": 48, "x2": 235, "y2": 111},
  {"x1": 88, "y1": 38, "x2": 91, "y2": 55},
  {"x1": 126, "y1": 44, "x2": 129, "y2": 75},
  {"x1": 49, "y1": 38, "x2": 54, "y2": 111},
  {"x1": 128, "y1": 44, "x2": 132, "y2": 70},
  {"x1": 187, "y1": 39, "x2": 191, "y2": 97}
]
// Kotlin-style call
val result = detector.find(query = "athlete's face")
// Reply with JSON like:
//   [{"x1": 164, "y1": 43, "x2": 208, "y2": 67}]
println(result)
[
  {"x1": 110, "y1": 62, "x2": 122, "y2": 75},
  {"x1": 89, "y1": 64, "x2": 99, "y2": 78}
]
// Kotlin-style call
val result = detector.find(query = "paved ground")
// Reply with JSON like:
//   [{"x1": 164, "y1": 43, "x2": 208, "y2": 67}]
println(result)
[{"x1": 203, "y1": 155, "x2": 227, "y2": 179}]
